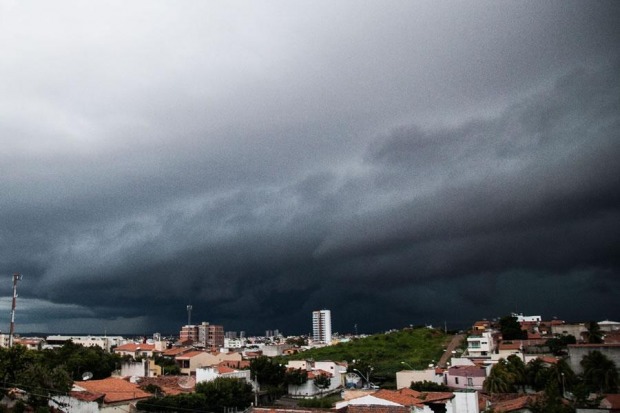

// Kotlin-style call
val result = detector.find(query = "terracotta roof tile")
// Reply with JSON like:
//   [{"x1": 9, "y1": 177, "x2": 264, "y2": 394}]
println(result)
[
  {"x1": 176, "y1": 350, "x2": 208, "y2": 359},
  {"x1": 114, "y1": 343, "x2": 160, "y2": 353},
  {"x1": 491, "y1": 395, "x2": 534, "y2": 412},
  {"x1": 76, "y1": 377, "x2": 151, "y2": 404}
]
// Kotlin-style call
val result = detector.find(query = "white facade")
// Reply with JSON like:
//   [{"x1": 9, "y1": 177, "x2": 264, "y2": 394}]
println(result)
[
  {"x1": 512, "y1": 313, "x2": 541, "y2": 322},
  {"x1": 396, "y1": 368, "x2": 444, "y2": 389},
  {"x1": 196, "y1": 366, "x2": 254, "y2": 388},
  {"x1": 467, "y1": 332, "x2": 495, "y2": 357},
  {"x1": 286, "y1": 360, "x2": 346, "y2": 398},
  {"x1": 45, "y1": 335, "x2": 126, "y2": 352},
  {"x1": 312, "y1": 310, "x2": 332, "y2": 344}
]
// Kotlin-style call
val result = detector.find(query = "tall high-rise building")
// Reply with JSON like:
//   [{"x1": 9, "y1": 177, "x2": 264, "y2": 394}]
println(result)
[{"x1": 312, "y1": 309, "x2": 332, "y2": 344}]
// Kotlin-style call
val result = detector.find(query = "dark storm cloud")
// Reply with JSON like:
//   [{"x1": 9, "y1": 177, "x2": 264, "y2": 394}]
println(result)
[{"x1": 1, "y1": 1, "x2": 619, "y2": 334}]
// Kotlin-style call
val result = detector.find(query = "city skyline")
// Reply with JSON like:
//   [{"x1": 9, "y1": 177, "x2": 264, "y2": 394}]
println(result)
[{"x1": 1, "y1": 1, "x2": 619, "y2": 335}]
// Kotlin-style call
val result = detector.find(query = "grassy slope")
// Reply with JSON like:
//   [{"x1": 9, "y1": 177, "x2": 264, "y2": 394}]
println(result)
[{"x1": 284, "y1": 328, "x2": 450, "y2": 387}]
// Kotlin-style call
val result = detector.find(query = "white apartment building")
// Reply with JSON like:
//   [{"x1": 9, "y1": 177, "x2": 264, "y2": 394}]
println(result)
[
  {"x1": 312, "y1": 309, "x2": 332, "y2": 344},
  {"x1": 466, "y1": 331, "x2": 495, "y2": 358}
]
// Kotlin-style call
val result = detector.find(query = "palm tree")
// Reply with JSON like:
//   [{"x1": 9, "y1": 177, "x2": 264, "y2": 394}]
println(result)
[
  {"x1": 581, "y1": 350, "x2": 618, "y2": 393},
  {"x1": 584, "y1": 321, "x2": 604, "y2": 344},
  {"x1": 484, "y1": 361, "x2": 515, "y2": 394},
  {"x1": 506, "y1": 355, "x2": 527, "y2": 393}
]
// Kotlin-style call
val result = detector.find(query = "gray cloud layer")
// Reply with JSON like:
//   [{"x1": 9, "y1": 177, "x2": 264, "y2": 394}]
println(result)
[{"x1": 1, "y1": 1, "x2": 618, "y2": 334}]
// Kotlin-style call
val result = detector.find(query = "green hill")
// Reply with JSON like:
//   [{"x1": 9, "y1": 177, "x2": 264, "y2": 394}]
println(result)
[{"x1": 284, "y1": 327, "x2": 450, "y2": 388}]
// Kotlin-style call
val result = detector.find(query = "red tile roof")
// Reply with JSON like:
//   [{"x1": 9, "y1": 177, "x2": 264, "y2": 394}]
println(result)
[
  {"x1": 114, "y1": 343, "x2": 156, "y2": 352},
  {"x1": 76, "y1": 377, "x2": 151, "y2": 404},
  {"x1": 491, "y1": 394, "x2": 535, "y2": 412},
  {"x1": 448, "y1": 365, "x2": 486, "y2": 377},
  {"x1": 162, "y1": 346, "x2": 192, "y2": 357},
  {"x1": 602, "y1": 394, "x2": 620, "y2": 409},
  {"x1": 176, "y1": 350, "x2": 208, "y2": 359},
  {"x1": 372, "y1": 389, "x2": 453, "y2": 407}
]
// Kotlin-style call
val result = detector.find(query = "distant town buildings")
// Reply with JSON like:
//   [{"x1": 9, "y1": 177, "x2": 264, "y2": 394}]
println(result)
[{"x1": 312, "y1": 309, "x2": 332, "y2": 344}]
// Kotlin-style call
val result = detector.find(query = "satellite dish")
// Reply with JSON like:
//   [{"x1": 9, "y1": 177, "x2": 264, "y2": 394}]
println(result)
[
  {"x1": 82, "y1": 372, "x2": 93, "y2": 381},
  {"x1": 178, "y1": 376, "x2": 196, "y2": 389}
]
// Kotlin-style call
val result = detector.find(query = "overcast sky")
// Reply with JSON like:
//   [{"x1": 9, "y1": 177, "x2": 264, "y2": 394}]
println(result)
[{"x1": 1, "y1": 1, "x2": 619, "y2": 336}]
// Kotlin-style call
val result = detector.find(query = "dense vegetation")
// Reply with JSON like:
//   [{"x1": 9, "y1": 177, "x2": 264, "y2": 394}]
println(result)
[
  {"x1": 285, "y1": 327, "x2": 449, "y2": 387},
  {"x1": 0, "y1": 342, "x2": 124, "y2": 411},
  {"x1": 136, "y1": 377, "x2": 254, "y2": 412},
  {"x1": 483, "y1": 351, "x2": 619, "y2": 412}
]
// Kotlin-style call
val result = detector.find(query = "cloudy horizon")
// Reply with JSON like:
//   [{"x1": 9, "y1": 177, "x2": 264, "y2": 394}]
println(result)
[{"x1": 1, "y1": 0, "x2": 619, "y2": 336}]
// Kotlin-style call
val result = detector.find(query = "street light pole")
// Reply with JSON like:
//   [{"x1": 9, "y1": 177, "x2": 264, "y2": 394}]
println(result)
[{"x1": 401, "y1": 361, "x2": 414, "y2": 370}]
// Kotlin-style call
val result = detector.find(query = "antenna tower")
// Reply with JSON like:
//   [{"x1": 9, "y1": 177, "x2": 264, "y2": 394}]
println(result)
[
  {"x1": 186, "y1": 304, "x2": 193, "y2": 326},
  {"x1": 9, "y1": 273, "x2": 22, "y2": 348}
]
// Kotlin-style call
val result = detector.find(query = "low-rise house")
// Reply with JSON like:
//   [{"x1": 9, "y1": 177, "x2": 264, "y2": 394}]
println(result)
[
  {"x1": 567, "y1": 343, "x2": 620, "y2": 374},
  {"x1": 487, "y1": 394, "x2": 536, "y2": 413},
  {"x1": 494, "y1": 341, "x2": 523, "y2": 360},
  {"x1": 113, "y1": 342, "x2": 162, "y2": 359},
  {"x1": 445, "y1": 366, "x2": 486, "y2": 390},
  {"x1": 175, "y1": 350, "x2": 218, "y2": 375},
  {"x1": 120, "y1": 358, "x2": 161, "y2": 378},
  {"x1": 54, "y1": 377, "x2": 151, "y2": 413},
  {"x1": 285, "y1": 360, "x2": 347, "y2": 397},
  {"x1": 396, "y1": 367, "x2": 445, "y2": 389},
  {"x1": 336, "y1": 388, "x2": 479, "y2": 413},
  {"x1": 196, "y1": 364, "x2": 254, "y2": 388}
]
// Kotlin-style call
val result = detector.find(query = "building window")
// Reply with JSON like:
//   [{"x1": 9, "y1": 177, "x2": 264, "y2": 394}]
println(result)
[
  {"x1": 469, "y1": 341, "x2": 480, "y2": 348},
  {"x1": 455, "y1": 377, "x2": 459, "y2": 384},
  {"x1": 467, "y1": 378, "x2": 473, "y2": 387}
]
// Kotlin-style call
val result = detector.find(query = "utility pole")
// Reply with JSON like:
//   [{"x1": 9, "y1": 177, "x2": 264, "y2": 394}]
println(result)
[{"x1": 9, "y1": 272, "x2": 22, "y2": 348}]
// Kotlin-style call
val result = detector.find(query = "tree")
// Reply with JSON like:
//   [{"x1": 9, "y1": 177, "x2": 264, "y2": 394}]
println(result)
[
  {"x1": 410, "y1": 380, "x2": 449, "y2": 391},
  {"x1": 526, "y1": 358, "x2": 549, "y2": 391},
  {"x1": 527, "y1": 379, "x2": 573, "y2": 413},
  {"x1": 0, "y1": 345, "x2": 73, "y2": 410},
  {"x1": 580, "y1": 350, "x2": 618, "y2": 393},
  {"x1": 250, "y1": 356, "x2": 287, "y2": 403},
  {"x1": 546, "y1": 335, "x2": 576, "y2": 355},
  {"x1": 483, "y1": 361, "x2": 515, "y2": 394},
  {"x1": 196, "y1": 377, "x2": 254, "y2": 411},
  {"x1": 284, "y1": 368, "x2": 308, "y2": 386},
  {"x1": 584, "y1": 321, "x2": 603, "y2": 344},
  {"x1": 313, "y1": 372, "x2": 331, "y2": 390},
  {"x1": 499, "y1": 315, "x2": 527, "y2": 340},
  {"x1": 505, "y1": 355, "x2": 527, "y2": 393}
]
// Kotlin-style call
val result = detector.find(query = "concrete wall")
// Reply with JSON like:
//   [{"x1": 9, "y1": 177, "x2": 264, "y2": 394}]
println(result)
[{"x1": 568, "y1": 344, "x2": 620, "y2": 374}]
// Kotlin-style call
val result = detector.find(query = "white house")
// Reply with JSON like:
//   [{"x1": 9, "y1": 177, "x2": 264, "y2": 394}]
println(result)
[
  {"x1": 467, "y1": 332, "x2": 495, "y2": 358},
  {"x1": 396, "y1": 368, "x2": 445, "y2": 389},
  {"x1": 196, "y1": 365, "x2": 255, "y2": 389},
  {"x1": 286, "y1": 360, "x2": 346, "y2": 398}
]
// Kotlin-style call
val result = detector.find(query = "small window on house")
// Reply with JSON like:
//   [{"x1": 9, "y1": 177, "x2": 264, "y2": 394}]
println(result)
[
  {"x1": 455, "y1": 377, "x2": 459, "y2": 384},
  {"x1": 467, "y1": 378, "x2": 473, "y2": 387}
]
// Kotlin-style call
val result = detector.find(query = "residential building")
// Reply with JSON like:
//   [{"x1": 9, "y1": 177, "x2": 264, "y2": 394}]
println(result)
[
  {"x1": 53, "y1": 377, "x2": 151, "y2": 413},
  {"x1": 196, "y1": 364, "x2": 254, "y2": 388},
  {"x1": 44, "y1": 335, "x2": 126, "y2": 352},
  {"x1": 396, "y1": 368, "x2": 445, "y2": 389},
  {"x1": 512, "y1": 313, "x2": 541, "y2": 323},
  {"x1": 179, "y1": 325, "x2": 199, "y2": 343},
  {"x1": 336, "y1": 388, "x2": 479, "y2": 413},
  {"x1": 113, "y1": 342, "x2": 162, "y2": 359},
  {"x1": 567, "y1": 343, "x2": 620, "y2": 374},
  {"x1": 467, "y1": 332, "x2": 495, "y2": 358},
  {"x1": 445, "y1": 366, "x2": 486, "y2": 391},
  {"x1": 312, "y1": 309, "x2": 332, "y2": 344},
  {"x1": 197, "y1": 322, "x2": 225, "y2": 350}
]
